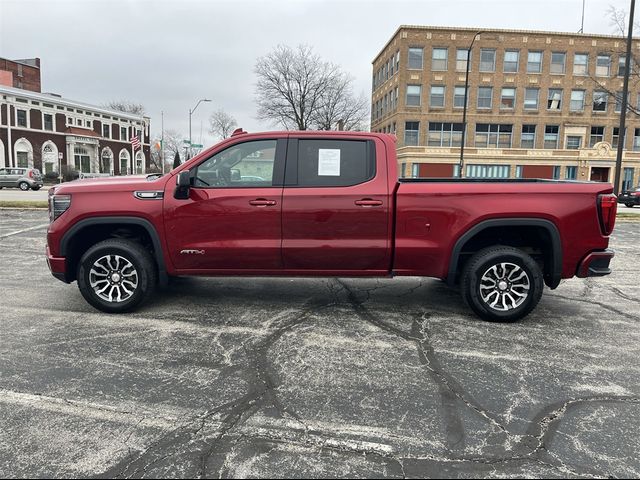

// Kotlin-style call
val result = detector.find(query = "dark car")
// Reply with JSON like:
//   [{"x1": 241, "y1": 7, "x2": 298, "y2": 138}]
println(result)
[
  {"x1": 0, "y1": 167, "x2": 44, "y2": 191},
  {"x1": 618, "y1": 186, "x2": 640, "y2": 207}
]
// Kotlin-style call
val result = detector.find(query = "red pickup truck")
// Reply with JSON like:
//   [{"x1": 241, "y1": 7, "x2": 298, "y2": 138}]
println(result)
[{"x1": 46, "y1": 130, "x2": 617, "y2": 322}]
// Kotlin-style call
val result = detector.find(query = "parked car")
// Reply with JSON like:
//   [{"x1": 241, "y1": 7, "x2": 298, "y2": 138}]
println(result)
[
  {"x1": 0, "y1": 167, "x2": 44, "y2": 191},
  {"x1": 618, "y1": 186, "x2": 640, "y2": 207},
  {"x1": 46, "y1": 130, "x2": 616, "y2": 322}
]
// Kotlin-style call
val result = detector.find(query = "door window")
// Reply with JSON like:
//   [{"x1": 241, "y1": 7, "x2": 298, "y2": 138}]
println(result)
[
  {"x1": 194, "y1": 140, "x2": 276, "y2": 188},
  {"x1": 292, "y1": 139, "x2": 375, "y2": 187}
]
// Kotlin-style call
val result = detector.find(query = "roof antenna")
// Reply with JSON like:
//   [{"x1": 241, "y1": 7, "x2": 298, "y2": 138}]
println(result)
[{"x1": 579, "y1": 0, "x2": 585, "y2": 33}]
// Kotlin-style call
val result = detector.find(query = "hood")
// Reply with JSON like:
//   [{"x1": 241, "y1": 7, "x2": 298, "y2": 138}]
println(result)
[{"x1": 50, "y1": 174, "x2": 171, "y2": 194}]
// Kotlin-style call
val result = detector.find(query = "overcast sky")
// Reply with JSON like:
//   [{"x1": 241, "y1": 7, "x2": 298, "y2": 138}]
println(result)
[{"x1": 0, "y1": 0, "x2": 634, "y2": 148}]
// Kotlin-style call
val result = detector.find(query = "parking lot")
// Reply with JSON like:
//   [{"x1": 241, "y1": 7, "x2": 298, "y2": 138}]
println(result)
[{"x1": 0, "y1": 209, "x2": 638, "y2": 478}]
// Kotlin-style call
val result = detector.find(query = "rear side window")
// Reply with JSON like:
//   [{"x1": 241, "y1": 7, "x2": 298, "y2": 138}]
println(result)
[{"x1": 294, "y1": 139, "x2": 375, "y2": 187}]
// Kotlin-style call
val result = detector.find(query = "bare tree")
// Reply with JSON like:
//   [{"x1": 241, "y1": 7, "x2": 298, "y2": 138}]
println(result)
[
  {"x1": 150, "y1": 129, "x2": 184, "y2": 171},
  {"x1": 255, "y1": 45, "x2": 343, "y2": 130},
  {"x1": 209, "y1": 109, "x2": 237, "y2": 139},
  {"x1": 104, "y1": 100, "x2": 146, "y2": 115},
  {"x1": 311, "y1": 70, "x2": 369, "y2": 131},
  {"x1": 584, "y1": 6, "x2": 640, "y2": 117}
]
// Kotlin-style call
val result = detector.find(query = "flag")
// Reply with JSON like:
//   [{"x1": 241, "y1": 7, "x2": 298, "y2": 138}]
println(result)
[{"x1": 130, "y1": 130, "x2": 141, "y2": 150}]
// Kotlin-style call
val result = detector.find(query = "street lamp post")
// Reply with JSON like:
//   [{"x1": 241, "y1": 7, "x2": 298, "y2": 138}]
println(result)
[
  {"x1": 614, "y1": 0, "x2": 636, "y2": 195},
  {"x1": 459, "y1": 31, "x2": 484, "y2": 178},
  {"x1": 189, "y1": 98, "x2": 212, "y2": 158}
]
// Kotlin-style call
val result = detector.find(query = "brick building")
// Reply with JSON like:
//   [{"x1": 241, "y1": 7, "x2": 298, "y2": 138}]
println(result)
[
  {"x1": 0, "y1": 57, "x2": 42, "y2": 92},
  {"x1": 0, "y1": 84, "x2": 150, "y2": 176},
  {"x1": 371, "y1": 26, "x2": 640, "y2": 191}
]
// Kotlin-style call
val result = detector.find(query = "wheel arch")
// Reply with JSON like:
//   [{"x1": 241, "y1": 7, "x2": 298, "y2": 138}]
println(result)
[
  {"x1": 60, "y1": 217, "x2": 168, "y2": 286},
  {"x1": 446, "y1": 218, "x2": 562, "y2": 289}
]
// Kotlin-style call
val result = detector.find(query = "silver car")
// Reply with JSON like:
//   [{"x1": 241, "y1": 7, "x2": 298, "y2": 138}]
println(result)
[{"x1": 0, "y1": 167, "x2": 44, "y2": 191}]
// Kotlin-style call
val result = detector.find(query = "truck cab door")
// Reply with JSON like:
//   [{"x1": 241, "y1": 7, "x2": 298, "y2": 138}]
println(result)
[
  {"x1": 164, "y1": 138, "x2": 286, "y2": 272},
  {"x1": 281, "y1": 137, "x2": 391, "y2": 273}
]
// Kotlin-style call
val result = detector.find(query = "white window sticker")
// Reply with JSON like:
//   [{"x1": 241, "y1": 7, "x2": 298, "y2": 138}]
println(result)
[{"x1": 318, "y1": 149, "x2": 341, "y2": 176}]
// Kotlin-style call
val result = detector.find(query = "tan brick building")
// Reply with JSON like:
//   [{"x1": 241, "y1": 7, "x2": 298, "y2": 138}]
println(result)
[{"x1": 371, "y1": 25, "x2": 640, "y2": 191}]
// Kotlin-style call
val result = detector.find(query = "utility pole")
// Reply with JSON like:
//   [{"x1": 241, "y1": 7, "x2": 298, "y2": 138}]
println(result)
[
  {"x1": 161, "y1": 110, "x2": 165, "y2": 174},
  {"x1": 614, "y1": 0, "x2": 636, "y2": 195}
]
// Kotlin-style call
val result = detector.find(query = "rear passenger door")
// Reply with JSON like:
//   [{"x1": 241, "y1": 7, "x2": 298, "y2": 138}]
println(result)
[{"x1": 281, "y1": 136, "x2": 390, "y2": 273}]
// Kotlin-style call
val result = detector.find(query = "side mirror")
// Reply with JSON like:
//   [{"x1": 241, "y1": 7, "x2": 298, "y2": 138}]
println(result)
[{"x1": 174, "y1": 170, "x2": 191, "y2": 200}]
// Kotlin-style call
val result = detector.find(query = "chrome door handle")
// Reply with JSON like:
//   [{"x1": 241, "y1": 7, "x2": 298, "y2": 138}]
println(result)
[
  {"x1": 249, "y1": 198, "x2": 277, "y2": 207},
  {"x1": 355, "y1": 199, "x2": 383, "y2": 207}
]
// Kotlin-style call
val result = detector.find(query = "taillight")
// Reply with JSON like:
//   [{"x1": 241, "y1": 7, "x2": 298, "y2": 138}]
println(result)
[
  {"x1": 598, "y1": 194, "x2": 617, "y2": 236},
  {"x1": 49, "y1": 194, "x2": 71, "y2": 222},
  {"x1": 29, "y1": 170, "x2": 34, "y2": 178}
]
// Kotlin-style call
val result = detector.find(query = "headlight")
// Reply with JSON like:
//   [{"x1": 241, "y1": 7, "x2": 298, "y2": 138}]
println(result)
[{"x1": 49, "y1": 194, "x2": 71, "y2": 222}]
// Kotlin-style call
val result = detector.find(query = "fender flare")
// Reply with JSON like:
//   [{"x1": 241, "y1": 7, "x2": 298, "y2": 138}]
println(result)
[
  {"x1": 446, "y1": 218, "x2": 562, "y2": 289},
  {"x1": 60, "y1": 216, "x2": 168, "y2": 286}
]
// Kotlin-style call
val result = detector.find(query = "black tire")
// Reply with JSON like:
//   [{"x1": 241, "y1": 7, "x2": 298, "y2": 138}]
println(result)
[
  {"x1": 77, "y1": 238, "x2": 157, "y2": 313},
  {"x1": 625, "y1": 203, "x2": 635, "y2": 208},
  {"x1": 31, "y1": 186, "x2": 41, "y2": 191},
  {"x1": 18, "y1": 182, "x2": 30, "y2": 191},
  {"x1": 460, "y1": 246, "x2": 544, "y2": 322}
]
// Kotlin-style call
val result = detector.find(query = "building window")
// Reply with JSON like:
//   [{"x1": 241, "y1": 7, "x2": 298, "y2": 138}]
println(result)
[
  {"x1": 618, "y1": 55, "x2": 627, "y2": 76},
  {"x1": 552, "y1": 166, "x2": 561, "y2": 179},
  {"x1": 500, "y1": 88, "x2": 516, "y2": 109},
  {"x1": 547, "y1": 89, "x2": 563, "y2": 110},
  {"x1": 590, "y1": 126, "x2": 605, "y2": 147},
  {"x1": 456, "y1": 48, "x2": 469, "y2": 71},
  {"x1": 406, "y1": 85, "x2": 421, "y2": 106},
  {"x1": 408, "y1": 47, "x2": 423, "y2": 69},
  {"x1": 43, "y1": 114, "x2": 53, "y2": 131},
  {"x1": 615, "y1": 91, "x2": 627, "y2": 112},
  {"x1": 17, "y1": 109, "x2": 27, "y2": 127},
  {"x1": 429, "y1": 86, "x2": 445, "y2": 107},
  {"x1": 432, "y1": 48, "x2": 448, "y2": 71},
  {"x1": 479, "y1": 49, "x2": 496, "y2": 72},
  {"x1": 596, "y1": 54, "x2": 611, "y2": 76},
  {"x1": 565, "y1": 166, "x2": 577, "y2": 180},
  {"x1": 550, "y1": 52, "x2": 566, "y2": 74},
  {"x1": 474, "y1": 124, "x2": 513, "y2": 148},
  {"x1": 593, "y1": 91, "x2": 608, "y2": 112},
  {"x1": 76, "y1": 118, "x2": 82, "y2": 126},
  {"x1": 477, "y1": 86, "x2": 493, "y2": 109},
  {"x1": 612, "y1": 127, "x2": 625, "y2": 149},
  {"x1": 521, "y1": 125, "x2": 536, "y2": 148},
  {"x1": 404, "y1": 121, "x2": 420, "y2": 146},
  {"x1": 427, "y1": 122, "x2": 463, "y2": 147},
  {"x1": 453, "y1": 86, "x2": 467, "y2": 108},
  {"x1": 74, "y1": 145, "x2": 91, "y2": 173},
  {"x1": 466, "y1": 164, "x2": 510, "y2": 178},
  {"x1": 504, "y1": 50, "x2": 519, "y2": 72},
  {"x1": 566, "y1": 136, "x2": 582, "y2": 149},
  {"x1": 623, "y1": 167, "x2": 635, "y2": 191},
  {"x1": 102, "y1": 124, "x2": 110, "y2": 138},
  {"x1": 524, "y1": 88, "x2": 539, "y2": 110},
  {"x1": 573, "y1": 53, "x2": 588, "y2": 75},
  {"x1": 515, "y1": 165, "x2": 523, "y2": 178},
  {"x1": 634, "y1": 129, "x2": 640, "y2": 151},
  {"x1": 544, "y1": 125, "x2": 559, "y2": 149},
  {"x1": 570, "y1": 90, "x2": 585, "y2": 111},
  {"x1": 527, "y1": 51, "x2": 543, "y2": 73}
]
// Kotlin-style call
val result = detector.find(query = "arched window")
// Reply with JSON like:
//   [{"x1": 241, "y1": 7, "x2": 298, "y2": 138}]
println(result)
[
  {"x1": 42, "y1": 141, "x2": 58, "y2": 174},
  {"x1": 119, "y1": 149, "x2": 130, "y2": 175},
  {"x1": 101, "y1": 148, "x2": 113, "y2": 175},
  {"x1": 14, "y1": 138, "x2": 33, "y2": 168},
  {"x1": 135, "y1": 151, "x2": 145, "y2": 174}
]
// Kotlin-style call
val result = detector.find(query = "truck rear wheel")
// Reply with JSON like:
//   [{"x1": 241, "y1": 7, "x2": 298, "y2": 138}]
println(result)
[
  {"x1": 460, "y1": 246, "x2": 543, "y2": 322},
  {"x1": 77, "y1": 239, "x2": 157, "y2": 313}
]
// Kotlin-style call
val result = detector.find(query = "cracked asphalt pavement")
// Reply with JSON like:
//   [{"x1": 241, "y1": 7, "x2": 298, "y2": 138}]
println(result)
[{"x1": 1, "y1": 209, "x2": 639, "y2": 478}]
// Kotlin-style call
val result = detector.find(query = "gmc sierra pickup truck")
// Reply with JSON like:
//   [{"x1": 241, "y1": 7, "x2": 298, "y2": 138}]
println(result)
[{"x1": 46, "y1": 130, "x2": 617, "y2": 322}]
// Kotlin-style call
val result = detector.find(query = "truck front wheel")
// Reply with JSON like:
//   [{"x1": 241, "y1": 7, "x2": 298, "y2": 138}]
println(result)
[
  {"x1": 77, "y1": 239, "x2": 157, "y2": 313},
  {"x1": 460, "y1": 246, "x2": 543, "y2": 322}
]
